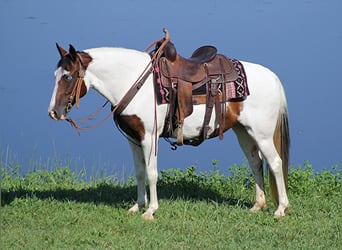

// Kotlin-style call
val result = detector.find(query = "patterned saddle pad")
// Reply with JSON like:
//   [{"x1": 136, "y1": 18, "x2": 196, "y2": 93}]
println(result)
[{"x1": 155, "y1": 58, "x2": 249, "y2": 104}]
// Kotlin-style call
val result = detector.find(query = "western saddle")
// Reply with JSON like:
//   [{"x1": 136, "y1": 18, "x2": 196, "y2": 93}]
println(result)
[{"x1": 155, "y1": 32, "x2": 240, "y2": 146}]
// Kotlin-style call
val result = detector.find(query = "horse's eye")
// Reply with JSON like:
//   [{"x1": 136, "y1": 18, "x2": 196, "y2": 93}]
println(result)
[{"x1": 64, "y1": 74, "x2": 73, "y2": 82}]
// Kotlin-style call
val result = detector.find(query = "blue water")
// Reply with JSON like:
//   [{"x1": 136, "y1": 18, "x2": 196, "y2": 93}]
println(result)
[{"x1": 0, "y1": 0, "x2": 341, "y2": 177}]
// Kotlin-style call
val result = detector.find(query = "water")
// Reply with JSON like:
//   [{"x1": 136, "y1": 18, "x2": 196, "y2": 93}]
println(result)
[{"x1": 0, "y1": 0, "x2": 341, "y2": 177}]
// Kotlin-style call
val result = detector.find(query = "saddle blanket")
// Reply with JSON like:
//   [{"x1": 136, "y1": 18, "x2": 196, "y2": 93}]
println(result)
[{"x1": 155, "y1": 58, "x2": 249, "y2": 104}]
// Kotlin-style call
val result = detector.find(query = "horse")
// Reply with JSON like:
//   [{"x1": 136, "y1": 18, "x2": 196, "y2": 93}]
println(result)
[{"x1": 48, "y1": 31, "x2": 290, "y2": 220}]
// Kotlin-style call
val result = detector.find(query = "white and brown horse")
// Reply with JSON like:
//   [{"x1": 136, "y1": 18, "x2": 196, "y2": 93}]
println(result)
[{"x1": 48, "y1": 33, "x2": 290, "y2": 220}]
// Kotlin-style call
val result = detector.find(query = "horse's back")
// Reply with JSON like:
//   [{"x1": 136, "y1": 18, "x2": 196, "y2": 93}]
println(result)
[
  {"x1": 238, "y1": 61, "x2": 287, "y2": 131},
  {"x1": 241, "y1": 61, "x2": 283, "y2": 98}
]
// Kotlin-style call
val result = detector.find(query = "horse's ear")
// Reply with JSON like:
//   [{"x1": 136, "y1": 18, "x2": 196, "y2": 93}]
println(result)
[
  {"x1": 56, "y1": 43, "x2": 68, "y2": 58},
  {"x1": 69, "y1": 44, "x2": 77, "y2": 62}
]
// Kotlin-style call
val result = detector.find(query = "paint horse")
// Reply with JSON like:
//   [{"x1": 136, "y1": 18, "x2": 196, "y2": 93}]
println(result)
[{"x1": 48, "y1": 29, "x2": 290, "y2": 220}]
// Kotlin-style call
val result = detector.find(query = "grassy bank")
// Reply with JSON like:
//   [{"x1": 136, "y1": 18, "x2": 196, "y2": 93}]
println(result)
[{"x1": 1, "y1": 162, "x2": 341, "y2": 249}]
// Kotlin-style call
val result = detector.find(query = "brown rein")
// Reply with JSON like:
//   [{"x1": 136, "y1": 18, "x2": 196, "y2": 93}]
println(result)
[{"x1": 66, "y1": 29, "x2": 171, "y2": 133}]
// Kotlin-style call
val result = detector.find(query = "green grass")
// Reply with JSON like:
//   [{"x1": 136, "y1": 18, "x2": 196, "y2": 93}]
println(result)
[{"x1": 1, "y1": 161, "x2": 341, "y2": 249}]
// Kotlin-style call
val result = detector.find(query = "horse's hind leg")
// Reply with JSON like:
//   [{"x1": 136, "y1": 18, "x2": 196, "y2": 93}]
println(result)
[
  {"x1": 233, "y1": 125, "x2": 267, "y2": 211},
  {"x1": 256, "y1": 138, "x2": 289, "y2": 217}
]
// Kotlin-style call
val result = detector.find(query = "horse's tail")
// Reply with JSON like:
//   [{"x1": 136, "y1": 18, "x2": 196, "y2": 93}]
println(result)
[{"x1": 269, "y1": 80, "x2": 290, "y2": 205}]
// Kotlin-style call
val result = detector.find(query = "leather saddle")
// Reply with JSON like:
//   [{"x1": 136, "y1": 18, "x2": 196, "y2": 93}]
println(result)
[
  {"x1": 157, "y1": 41, "x2": 239, "y2": 146},
  {"x1": 160, "y1": 43, "x2": 238, "y2": 85}
]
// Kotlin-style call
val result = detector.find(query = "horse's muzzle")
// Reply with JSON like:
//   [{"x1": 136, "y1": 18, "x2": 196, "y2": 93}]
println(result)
[{"x1": 48, "y1": 109, "x2": 66, "y2": 121}]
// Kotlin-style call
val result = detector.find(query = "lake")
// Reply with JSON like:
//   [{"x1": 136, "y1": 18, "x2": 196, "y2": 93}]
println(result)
[{"x1": 0, "y1": 0, "x2": 341, "y2": 177}]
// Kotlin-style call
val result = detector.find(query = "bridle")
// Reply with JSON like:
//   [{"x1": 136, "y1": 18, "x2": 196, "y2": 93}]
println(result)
[
  {"x1": 66, "y1": 55, "x2": 86, "y2": 112},
  {"x1": 65, "y1": 28, "x2": 171, "y2": 134}
]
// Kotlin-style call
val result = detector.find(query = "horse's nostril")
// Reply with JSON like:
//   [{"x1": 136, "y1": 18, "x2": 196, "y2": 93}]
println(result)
[
  {"x1": 66, "y1": 102, "x2": 73, "y2": 113},
  {"x1": 49, "y1": 110, "x2": 58, "y2": 120}
]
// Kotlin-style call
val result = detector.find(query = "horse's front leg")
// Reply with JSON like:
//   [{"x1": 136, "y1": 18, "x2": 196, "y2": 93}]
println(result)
[
  {"x1": 127, "y1": 141, "x2": 148, "y2": 214},
  {"x1": 140, "y1": 137, "x2": 159, "y2": 221},
  {"x1": 127, "y1": 138, "x2": 159, "y2": 221}
]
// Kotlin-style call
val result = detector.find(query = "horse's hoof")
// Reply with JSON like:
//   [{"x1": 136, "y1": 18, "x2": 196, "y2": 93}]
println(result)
[
  {"x1": 142, "y1": 212, "x2": 154, "y2": 221},
  {"x1": 127, "y1": 204, "x2": 140, "y2": 214},
  {"x1": 273, "y1": 211, "x2": 285, "y2": 218},
  {"x1": 274, "y1": 204, "x2": 290, "y2": 218},
  {"x1": 250, "y1": 202, "x2": 267, "y2": 212}
]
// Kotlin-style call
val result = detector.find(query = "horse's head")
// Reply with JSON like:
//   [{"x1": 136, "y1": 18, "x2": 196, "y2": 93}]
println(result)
[{"x1": 48, "y1": 44, "x2": 92, "y2": 120}]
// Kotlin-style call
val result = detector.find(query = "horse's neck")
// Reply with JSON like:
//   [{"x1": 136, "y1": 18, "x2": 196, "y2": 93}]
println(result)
[{"x1": 85, "y1": 47, "x2": 151, "y2": 105}]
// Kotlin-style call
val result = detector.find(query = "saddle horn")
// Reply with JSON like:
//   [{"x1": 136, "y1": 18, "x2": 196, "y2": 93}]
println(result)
[
  {"x1": 162, "y1": 28, "x2": 177, "y2": 61},
  {"x1": 163, "y1": 28, "x2": 170, "y2": 41}
]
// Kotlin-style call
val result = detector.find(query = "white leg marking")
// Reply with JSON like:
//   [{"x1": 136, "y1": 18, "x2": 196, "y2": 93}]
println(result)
[
  {"x1": 257, "y1": 139, "x2": 289, "y2": 217},
  {"x1": 128, "y1": 142, "x2": 147, "y2": 214},
  {"x1": 141, "y1": 138, "x2": 158, "y2": 221},
  {"x1": 233, "y1": 126, "x2": 266, "y2": 212},
  {"x1": 128, "y1": 137, "x2": 159, "y2": 221}
]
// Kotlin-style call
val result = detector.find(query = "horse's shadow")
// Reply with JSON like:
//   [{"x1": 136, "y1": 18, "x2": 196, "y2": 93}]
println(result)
[
  {"x1": 1, "y1": 184, "x2": 136, "y2": 208},
  {"x1": 1, "y1": 181, "x2": 252, "y2": 209}
]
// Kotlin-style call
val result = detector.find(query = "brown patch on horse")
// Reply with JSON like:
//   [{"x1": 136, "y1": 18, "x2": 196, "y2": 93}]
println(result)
[
  {"x1": 57, "y1": 45, "x2": 92, "y2": 70},
  {"x1": 116, "y1": 115, "x2": 145, "y2": 142},
  {"x1": 50, "y1": 45, "x2": 93, "y2": 120},
  {"x1": 55, "y1": 47, "x2": 93, "y2": 107},
  {"x1": 209, "y1": 101, "x2": 243, "y2": 138}
]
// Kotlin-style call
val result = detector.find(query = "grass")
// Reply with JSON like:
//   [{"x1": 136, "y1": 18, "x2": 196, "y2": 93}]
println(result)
[{"x1": 1, "y1": 161, "x2": 341, "y2": 249}]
